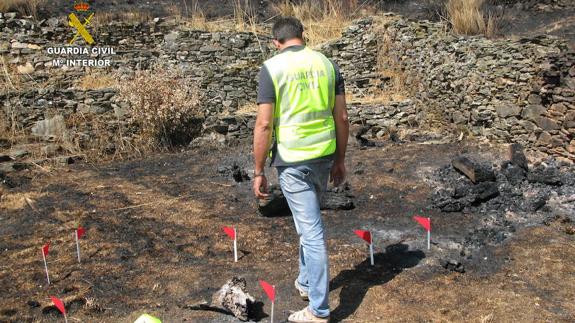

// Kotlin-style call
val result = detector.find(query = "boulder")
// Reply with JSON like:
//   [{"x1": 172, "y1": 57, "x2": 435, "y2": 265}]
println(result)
[{"x1": 31, "y1": 115, "x2": 66, "y2": 139}]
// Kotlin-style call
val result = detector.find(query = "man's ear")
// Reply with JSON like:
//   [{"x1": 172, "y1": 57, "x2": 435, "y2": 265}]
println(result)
[{"x1": 272, "y1": 39, "x2": 281, "y2": 49}]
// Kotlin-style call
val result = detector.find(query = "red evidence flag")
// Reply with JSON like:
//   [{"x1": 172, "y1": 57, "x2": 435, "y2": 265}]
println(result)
[
  {"x1": 50, "y1": 296, "x2": 66, "y2": 315},
  {"x1": 354, "y1": 230, "x2": 372, "y2": 244},
  {"x1": 77, "y1": 226, "x2": 86, "y2": 239},
  {"x1": 414, "y1": 216, "x2": 431, "y2": 232},
  {"x1": 259, "y1": 280, "x2": 275, "y2": 302},
  {"x1": 42, "y1": 243, "x2": 50, "y2": 257},
  {"x1": 223, "y1": 226, "x2": 236, "y2": 240}
]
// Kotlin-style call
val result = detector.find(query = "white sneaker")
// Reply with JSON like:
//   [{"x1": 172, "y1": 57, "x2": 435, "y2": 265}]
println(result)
[{"x1": 288, "y1": 306, "x2": 329, "y2": 323}]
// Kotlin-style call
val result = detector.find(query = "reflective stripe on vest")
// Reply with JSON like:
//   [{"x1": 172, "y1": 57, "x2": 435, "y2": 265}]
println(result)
[{"x1": 264, "y1": 47, "x2": 336, "y2": 163}]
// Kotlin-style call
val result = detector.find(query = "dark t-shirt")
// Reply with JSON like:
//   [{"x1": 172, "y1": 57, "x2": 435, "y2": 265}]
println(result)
[{"x1": 256, "y1": 45, "x2": 346, "y2": 167}]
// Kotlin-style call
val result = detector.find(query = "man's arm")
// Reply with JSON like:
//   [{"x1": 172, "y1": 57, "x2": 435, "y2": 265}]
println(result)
[
  {"x1": 331, "y1": 94, "x2": 349, "y2": 186},
  {"x1": 253, "y1": 103, "x2": 274, "y2": 198}
]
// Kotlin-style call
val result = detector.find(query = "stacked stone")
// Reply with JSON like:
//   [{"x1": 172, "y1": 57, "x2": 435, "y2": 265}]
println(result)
[
  {"x1": 347, "y1": 100, "x2": 417, "y2": 135},
  {"x1": 1, "y1": 12, "x2": 574, "y2": 162},
  {"x1": 321, "y1": 17, "x2": 381, "y2": 97},
  {"x1": 381, "y1": 15, "x2": 574, "y2": 162},
  {"x1": 160, "y1": 29, "x2": 273, "y2": 115},
  {"x1": 532, "y1": 51, "x2": 575, "y2": 160}
]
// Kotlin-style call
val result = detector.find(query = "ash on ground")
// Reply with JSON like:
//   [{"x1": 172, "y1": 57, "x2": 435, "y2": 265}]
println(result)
[
  {"x1": 429, "y1": 149, "x2": 575, "y2": 255},
  {"x1": 218, "y1": 161, "x2": 250, "y2": 183},
  {"x1": 430, "y1": 158, "x2": 575, "y2": 217}
]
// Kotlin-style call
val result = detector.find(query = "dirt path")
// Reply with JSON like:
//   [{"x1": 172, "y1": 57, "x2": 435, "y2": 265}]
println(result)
[{"x1": 1, "y1": 140, "x2": 574, "y2": 322}]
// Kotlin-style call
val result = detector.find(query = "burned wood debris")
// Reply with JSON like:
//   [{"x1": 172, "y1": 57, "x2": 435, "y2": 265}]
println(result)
[
  {"x1": 431, "y1": 145, "x2": 575, "y2": 215},
  {"x1": 209, "y1": 277, "x2": 256, "y2": 321}
]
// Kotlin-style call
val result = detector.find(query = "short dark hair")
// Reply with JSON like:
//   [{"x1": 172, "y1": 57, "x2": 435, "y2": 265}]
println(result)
[{"x1": 272, "y1": 16, "x2": 304, "y2": 43}]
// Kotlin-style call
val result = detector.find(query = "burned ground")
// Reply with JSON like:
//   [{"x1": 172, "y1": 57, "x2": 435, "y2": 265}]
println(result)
[{"x1": 1, "y1": 139, "x2": 574, "y2": 322}]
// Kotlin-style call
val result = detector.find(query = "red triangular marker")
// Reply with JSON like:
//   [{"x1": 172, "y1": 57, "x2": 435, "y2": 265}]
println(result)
[
  {"x1": 42, "y1": 243, "x2": 50, "y2": 257},
  {"x1": 50, "y1": 296, "x2": 66, "y2": 315},
  {"x1": 76, "y1": 227, "x2": 86, "y2": 239},
  {"x1": 259, "y1": 280, "x2": 275, "y2": 302},
  {"x1": 414, "y1": 216, "x2": 431, "y2": 232},
  {"x1": 354, "y1": 230, "x2": 372, "y2": 244},
  {"x1": 223, "y1": 226, "x2": 236, "y2": 240}
]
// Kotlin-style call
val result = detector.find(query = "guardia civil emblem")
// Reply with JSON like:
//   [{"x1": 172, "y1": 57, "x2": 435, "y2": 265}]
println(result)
[{"x1": 68, "y1": 1, "x2": 95, "y2": 45}]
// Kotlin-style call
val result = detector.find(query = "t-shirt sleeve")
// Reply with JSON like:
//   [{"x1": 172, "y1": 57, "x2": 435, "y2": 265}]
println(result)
[
  {"x1": 257, "y1": 65, "x2": 276, "y2": 105},
  {"x1": 330, "y1": 59, "x2": 346, "y2": 95}
]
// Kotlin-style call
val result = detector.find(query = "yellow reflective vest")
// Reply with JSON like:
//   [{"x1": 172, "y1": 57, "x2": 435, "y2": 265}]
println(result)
[{"x1": 263, "y1": 46, "x2": 337, "y2": 163}]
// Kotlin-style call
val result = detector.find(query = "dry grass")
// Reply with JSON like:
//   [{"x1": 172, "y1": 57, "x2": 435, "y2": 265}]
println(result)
[
  {"x1": 0, "y1": 0, "x2": 44, "y2": 19},
  {"x1": 118, "y1": 63, "x2": 203, "y2": 148},
  {"x1": 446, "y1": 0, "x2": 498, "y2": 37},
  {"x1": 359, "y1": 21, "x2": 413, "y2": 105},
  {"x1": 76, "y1": 73, "x2": 118, "y2": 90},
  {"x1": 92, "y1": 10, "x2": 153, "y2": 27},
  {"x1": 233, "y1": 103, "x2": 258, "y2": 115},
  {"x1": 272, "y1": 0, "x2": 373, "y2": 47},
  {"x1": 1, "y1": 56, "x2": 22, "y2": 92}
]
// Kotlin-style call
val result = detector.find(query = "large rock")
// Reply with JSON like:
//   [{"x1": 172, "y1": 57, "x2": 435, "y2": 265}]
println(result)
[
  {"x1": 535, "y1": 117, "x2": 561, "y2": 131},
  {"x1": 31, "y1": 115, "x2": 66, "y2": 139},
  {"x1": 496, "y1": 105, "x2": 522, "y2": 118},
  {"x1": 521, "y1": 105, "x2": 547, "y2": 120}
]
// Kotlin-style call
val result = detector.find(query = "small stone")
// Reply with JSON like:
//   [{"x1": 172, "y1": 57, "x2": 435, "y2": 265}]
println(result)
[
  {"x1": 537, "y1": 131, "x2": 553, "y2": 145},
  {"x1": 528, "y1": 94, "x2": 542, "y2": 105},
  {"x1": 11, "y1": 42, "x2": 27, "y2": 49},
  {"x1": 496, "y1": 105, "x2": 522, "y2": 118},
  {"x1": 16, "y1": 62, "x2": 34, "y2": 74},
  {"x1": 10, "y1": 150, "x2": 29, "y2": 159},
  {"x1": 522, "y1": 105, "x2": 546, "y2": 120},
  {"x1": 535, "y1": 117, "x2": 560, "y2": 131}
]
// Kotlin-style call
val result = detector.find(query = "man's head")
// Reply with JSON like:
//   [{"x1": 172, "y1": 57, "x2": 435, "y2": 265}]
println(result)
[{"x1": 272, "y1": 16, "x2": 304, "y2": 49}]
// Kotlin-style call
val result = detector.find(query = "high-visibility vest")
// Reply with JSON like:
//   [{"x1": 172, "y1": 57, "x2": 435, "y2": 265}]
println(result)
[{"x1": 264, "y1": 46, "x2": 336, "y2": 163}]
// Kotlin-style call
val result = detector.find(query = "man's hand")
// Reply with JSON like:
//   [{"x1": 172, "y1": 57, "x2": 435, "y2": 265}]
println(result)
[
  {"x1": 330, "y1": 160, "x2": 346, "y2": 187},
  {"x1": 253, "y1": 175, "x2": 270, "y2": 199}
]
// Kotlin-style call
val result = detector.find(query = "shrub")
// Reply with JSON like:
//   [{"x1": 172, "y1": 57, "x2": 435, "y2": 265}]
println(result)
[
  {"x1": 272, "y1": 0, "x2": 371, "y2": 46},
  {"x1": 446, "y1": 0, "x2": 498, "y2": 37},
  {"x1": 118, "y1": 64, "x2": 204, "y2": 148},
  {"x1": 0, "y1": 0, "x2": 44, "y2": 19}
]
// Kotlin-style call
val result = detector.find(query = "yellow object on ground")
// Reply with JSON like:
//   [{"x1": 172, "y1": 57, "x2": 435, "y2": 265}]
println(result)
[{"x1": 134, "y1": 314, "x2": 162, "y2": 323}]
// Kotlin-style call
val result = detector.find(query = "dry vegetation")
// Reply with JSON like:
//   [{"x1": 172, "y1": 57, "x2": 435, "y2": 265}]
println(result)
[
  {"x1": 76, "y1": 73, "x2": 118, "y2": 90},
  {"x1": 446, "y1": 0, "x2": 498, "y2": 37},
  {"x1": 118, "y1": 64, "x2": 203, "y2": 148},
  {"x1": 0, "y1": 0, "x2": 44, "y2": 18},
  {"x1": 272, "y1": 0, "x2": 373, "y2": 47},
  {"x1": 92, "y1": 10, "x2": 153, "y2": 27}
]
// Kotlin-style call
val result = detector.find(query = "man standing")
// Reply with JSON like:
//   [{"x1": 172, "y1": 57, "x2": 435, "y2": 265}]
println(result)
[{"x1": 252, "y1": 17, "x2": 349, "y2": 323}]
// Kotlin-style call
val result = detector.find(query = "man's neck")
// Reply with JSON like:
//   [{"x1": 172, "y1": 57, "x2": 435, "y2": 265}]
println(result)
[{"x1": 278, "y1": 39, "x2": 305, "y2": 51}]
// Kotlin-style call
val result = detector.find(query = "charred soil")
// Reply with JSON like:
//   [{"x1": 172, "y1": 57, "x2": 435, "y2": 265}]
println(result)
[{"x1": 1, "y1": 139, "x2": 574, "y2": 322}]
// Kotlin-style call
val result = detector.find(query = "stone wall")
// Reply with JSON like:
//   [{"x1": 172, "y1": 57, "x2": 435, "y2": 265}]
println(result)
[
  {"x1": 321, "y1": 17, "x2": 382, "y2": 97},
  {"x1": 381, "y1": 15, "x2": 574, "y2": 161},
  {"x1": 1, "y1": 12, "x2": 574, "y2": 162}
]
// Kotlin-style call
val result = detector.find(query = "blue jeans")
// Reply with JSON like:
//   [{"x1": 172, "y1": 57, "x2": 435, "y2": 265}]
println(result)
[{"x1": 277, "y1": 161, "x2": 332, "y2": 318}]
